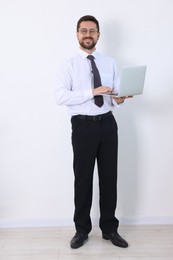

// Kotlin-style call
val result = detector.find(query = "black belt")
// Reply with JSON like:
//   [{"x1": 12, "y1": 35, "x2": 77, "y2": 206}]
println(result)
[{"x1": 72, "y1": 111, "x2": 112, "y2": 121}]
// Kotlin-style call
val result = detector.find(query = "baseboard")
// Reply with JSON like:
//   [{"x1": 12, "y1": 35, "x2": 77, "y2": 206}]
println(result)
[
  {"x1": 0, "y1": 218, "x2": 73, "y2": 228},
  {"x1": 119, "y1": 216, "x2": 173, "y2": 225},
  {"x1": 0, "y1": 217, "x2": 173, "y2": 228}
]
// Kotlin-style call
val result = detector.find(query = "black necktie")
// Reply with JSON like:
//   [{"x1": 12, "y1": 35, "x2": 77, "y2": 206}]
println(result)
[{"x1": 87, "y1": 55, "x2": 104, "y2": 107}]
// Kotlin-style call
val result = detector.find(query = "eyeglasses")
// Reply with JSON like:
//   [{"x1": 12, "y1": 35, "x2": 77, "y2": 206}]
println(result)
[{"x1": 78, "y1": 28, "x2": 98, "y2": 36}]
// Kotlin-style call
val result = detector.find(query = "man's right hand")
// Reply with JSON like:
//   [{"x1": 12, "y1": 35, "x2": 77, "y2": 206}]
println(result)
[{"x1": 93, "y1": 86, "x2": 112, "y2": 96}]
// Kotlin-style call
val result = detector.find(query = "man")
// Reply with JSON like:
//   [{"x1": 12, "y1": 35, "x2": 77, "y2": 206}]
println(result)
[{"x1": 55, "y1": 15, "x2": 130, "y2": 249}]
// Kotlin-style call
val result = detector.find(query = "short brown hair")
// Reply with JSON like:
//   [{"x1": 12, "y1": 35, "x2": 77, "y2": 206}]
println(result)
[{"x1": 77, "y1": 15, "x2": 100, "y2": 32}]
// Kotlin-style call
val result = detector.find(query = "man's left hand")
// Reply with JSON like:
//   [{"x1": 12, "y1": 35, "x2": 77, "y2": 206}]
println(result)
[{"x1": 113, "y1": 96, "x2": 133, "y2": 105}]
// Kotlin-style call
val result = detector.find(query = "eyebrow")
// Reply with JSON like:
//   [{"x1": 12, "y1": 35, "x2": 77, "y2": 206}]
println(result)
[{"x1": 79, "y1": 28, "x2": 97, "y2": 30}]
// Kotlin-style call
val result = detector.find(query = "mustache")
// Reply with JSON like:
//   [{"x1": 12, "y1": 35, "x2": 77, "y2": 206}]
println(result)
[{"x1": 83, "y1": 36, "x2": 94, "y2": 40}]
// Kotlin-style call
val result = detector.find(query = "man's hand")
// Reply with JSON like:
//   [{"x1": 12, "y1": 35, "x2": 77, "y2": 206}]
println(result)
[
  {"x1": 92, "y1": 87, "x2": 133, "y2": 105},
  {"x1": 93, "y1": 86, "x2": 112, "y2": 96},
  {"x1": 113, "y1": 96, "x2": 133, "y2": 105}
]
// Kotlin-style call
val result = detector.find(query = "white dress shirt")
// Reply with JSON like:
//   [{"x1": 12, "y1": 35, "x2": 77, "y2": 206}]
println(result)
[{"x1": 54, "y1": 49, "x2": 120, "y2": 116}]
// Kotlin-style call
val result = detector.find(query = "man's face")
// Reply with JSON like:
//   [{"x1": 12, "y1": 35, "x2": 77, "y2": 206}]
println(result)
[{"x1": 77, "y1": 21, "x2": 100, "y2": 51}]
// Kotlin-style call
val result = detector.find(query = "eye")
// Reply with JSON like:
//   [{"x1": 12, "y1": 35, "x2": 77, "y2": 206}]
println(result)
[
  {"x1": 79, "y1": 28, "x2": 87, "y2": 34},
  {"x1": 90, "y1": 30, "x2": 97, "y2": 34}
]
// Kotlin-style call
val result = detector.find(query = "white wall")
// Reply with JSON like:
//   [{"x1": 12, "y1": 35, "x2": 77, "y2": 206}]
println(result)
[{"x1": 0, "y1": 0, "x2": 173, "y2": 227}]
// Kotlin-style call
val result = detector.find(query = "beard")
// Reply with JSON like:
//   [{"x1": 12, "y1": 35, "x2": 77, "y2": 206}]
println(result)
[{"x1": 79, "y1": 37, "x2": 97, "y2": 50}]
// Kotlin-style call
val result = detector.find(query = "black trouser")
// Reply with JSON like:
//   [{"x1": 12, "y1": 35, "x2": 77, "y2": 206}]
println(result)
[{"x1": 71, "y1": 113, "x2": 119, "y2": 234}]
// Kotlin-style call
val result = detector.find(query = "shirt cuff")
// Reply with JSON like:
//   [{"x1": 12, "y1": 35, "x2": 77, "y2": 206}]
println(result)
[{"x1": 83, "y1": 89, "x2": 93, "y2": 101}]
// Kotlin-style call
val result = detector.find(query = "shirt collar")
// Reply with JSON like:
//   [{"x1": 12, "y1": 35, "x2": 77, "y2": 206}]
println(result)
[{"x1": 78, "y1": 49, "x2": 98, "y2": 59}]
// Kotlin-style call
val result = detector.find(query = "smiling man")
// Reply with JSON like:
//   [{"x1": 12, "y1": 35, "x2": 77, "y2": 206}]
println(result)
[{"x1": 55, "y1": 15, "x2": 129, "y2": 249}]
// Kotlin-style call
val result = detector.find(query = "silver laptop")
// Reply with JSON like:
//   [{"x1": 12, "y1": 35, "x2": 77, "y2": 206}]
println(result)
[{"x1": 103, "y1": 65, "x2": 147, "y2": 97}]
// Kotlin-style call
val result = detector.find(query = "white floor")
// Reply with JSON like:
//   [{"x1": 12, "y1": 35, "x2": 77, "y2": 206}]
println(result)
[{"x1": 0, "y1": 225, "x2": 173, "y2": 259}]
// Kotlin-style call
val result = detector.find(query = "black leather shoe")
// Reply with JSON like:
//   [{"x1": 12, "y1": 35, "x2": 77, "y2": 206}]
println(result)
[
  {"x1": 102, "y1": 232, "x2": 128, "y2": 248},
  {"x1": 70, "y1": 233, "x2": 88, "y2": 249}
]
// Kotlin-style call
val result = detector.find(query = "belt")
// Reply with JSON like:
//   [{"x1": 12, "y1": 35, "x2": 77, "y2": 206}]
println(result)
[{"x1": 72, "y1": 111, "x2": 112, "y2": 121}]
